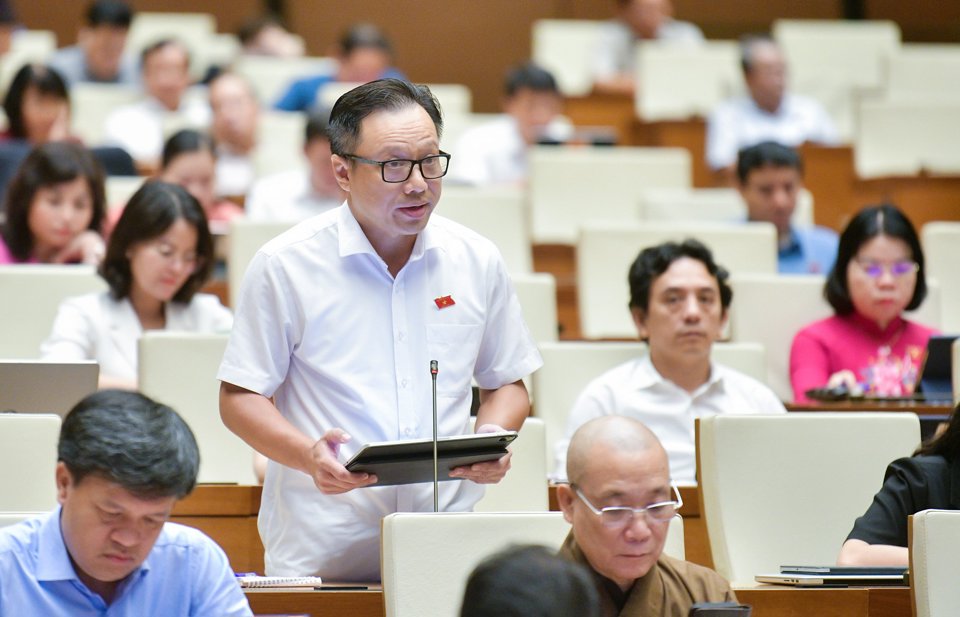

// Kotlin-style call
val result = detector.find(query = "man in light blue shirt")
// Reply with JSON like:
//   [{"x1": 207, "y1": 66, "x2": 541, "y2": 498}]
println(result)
[
  {"x1": 737, "y1": 141, "x2": 839, "y2": 275},
  {"x1": 0, "y1": 390, "x2": 251, "y2": 616}
]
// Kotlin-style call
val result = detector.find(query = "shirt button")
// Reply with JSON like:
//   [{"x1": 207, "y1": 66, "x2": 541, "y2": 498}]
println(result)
[
  {"x1": 398, "y1": 332, "x2": 405, "y2": 342},
  {"x1": 401, "y1": 378, "x2": 409, "y2": 388},
  {"x1": 404, "y1": 428, "x2": 413, "y2": 436}
]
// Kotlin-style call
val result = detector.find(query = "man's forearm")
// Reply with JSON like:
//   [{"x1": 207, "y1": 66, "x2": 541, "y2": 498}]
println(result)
[{"x1": 475, "y1": 380, "x2": 530, "y2": 431}]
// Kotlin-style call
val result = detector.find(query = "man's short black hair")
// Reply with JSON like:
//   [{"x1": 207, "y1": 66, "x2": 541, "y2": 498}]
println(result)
[
  {"x1": 58, "y1": 389, "x2": 200, "y2": 499},
  {"x1": 86, "y1": 0, "x2": 132, "y2": 28},
  {"x1": 736, "y1": 141, "x2": 803, "y2": 184},
  {"x1": 460, "y1": 545, "x2": 600, "y2": 617},
  {"x1": 339, "y1": 22, "x2": 393, "y2": 57},
  {"x1": 305, "y1": 109, "x2": 331, "y2": 144},
  {"x1": 628, "y1": 239, "x2": 733, "y2": 312},
  {"x1": 140, "y1": 38, "x2": 190, "y2": 70},
  {"x1": 328, "y1": 78, "x2": 442, "y2": 156},
  {"x1": 504, "y1": 62, "x2": 559, "y2": 98},
  {"x1": 824, "y1": 203, "x2": 927, "y2": 315}
]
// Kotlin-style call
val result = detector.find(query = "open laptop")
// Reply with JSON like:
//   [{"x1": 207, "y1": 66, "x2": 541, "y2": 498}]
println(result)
[
  {"x1": 755, "y1": 565, "x2": 908, "y2": 587},
  {"x1": 0, "y1": 360, "x2": 99, "y2": 417}
]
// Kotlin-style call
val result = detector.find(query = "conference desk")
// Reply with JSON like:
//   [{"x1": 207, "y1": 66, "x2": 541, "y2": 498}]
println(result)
[
  {"x1": 171, "y1": 484, "x2": 264, "y2": 573},
  {"x1": 245, "y1": 584, "x2": 911, "y2": 617}
]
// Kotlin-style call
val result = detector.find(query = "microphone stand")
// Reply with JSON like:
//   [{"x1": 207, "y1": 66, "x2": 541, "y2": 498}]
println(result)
[{"x1": 430, "y1": 360, "x2": 439, "y2": 513}]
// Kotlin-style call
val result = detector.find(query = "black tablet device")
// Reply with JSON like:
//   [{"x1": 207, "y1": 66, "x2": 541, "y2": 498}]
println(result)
[
  {"x1": 344, "y1": 431, "x2": 518, "y2": 487},
  {"x1": 917, "y1": 334, "x2": 958, "y2": 402}
]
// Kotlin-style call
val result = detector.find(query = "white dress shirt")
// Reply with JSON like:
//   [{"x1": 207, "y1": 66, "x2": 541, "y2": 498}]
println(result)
[
  {"x1": 447, "y1": 115, "x2": 573, "y2": 187},
  {"x1": 40, "y1": 292, "x2": 233, "y2": 382},
  {"x1": 245, "y1": 168, "x2": 341, "y2": 222},
  {"x1": 217, "y1": 203, "x2": 542, "y2": 581},
  {"x1": 705, "y1": 93, "x2": 839, "y2": 170},
  {"x1": 554, "y1": 354, "x2": 785, "y2": 483},
  {"x1": 103, "y1": 95, "x2": 211, "y2": 164}
]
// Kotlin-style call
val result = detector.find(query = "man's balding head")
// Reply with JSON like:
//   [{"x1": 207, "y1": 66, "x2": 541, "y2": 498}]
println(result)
[
  {"x1": 558, "y1": 416, "x2": 674, "y2": 590},
  {"x1": 566, "y1": 416, "x2": 665, "y2": 485}
]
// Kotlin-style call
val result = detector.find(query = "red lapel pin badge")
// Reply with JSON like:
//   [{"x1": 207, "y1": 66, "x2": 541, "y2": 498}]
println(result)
[{"x1": 434, "y1": 295, "x2": 456, "y2": 309}]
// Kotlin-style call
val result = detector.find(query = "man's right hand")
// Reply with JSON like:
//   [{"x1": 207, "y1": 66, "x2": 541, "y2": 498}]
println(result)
[{"x1": 307, "y1": 428, "x2": 378, "y2": 494}]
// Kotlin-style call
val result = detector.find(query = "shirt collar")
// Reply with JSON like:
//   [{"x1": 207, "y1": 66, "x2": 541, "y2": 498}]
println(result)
[
  {"x1": 633, "y1": 353, "x2": 725, "y2": 395},
  {"x1": 336, "y1": 201, "x2": 443, "y2": 264},
  {"x1": 36, "y1": 507, "x2": 77, "y2": 582}
]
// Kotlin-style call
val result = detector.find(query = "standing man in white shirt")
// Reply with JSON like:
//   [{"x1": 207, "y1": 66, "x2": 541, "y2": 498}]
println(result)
[
  {"x1": 104, "y1": 39, "x2": 210, "y2": 168},
  {"x1": 218, "y1": 79, "x2": 542, "y2": 581},
  {"x1": 706, "y1": 35, "x2": 839, "y2": 178},
  {"x1": 555, "y1": 239, "x2": 785, "y2": 483},
  {"x1": 592, "y1": 0, "x2": 704, "y2": 96}
]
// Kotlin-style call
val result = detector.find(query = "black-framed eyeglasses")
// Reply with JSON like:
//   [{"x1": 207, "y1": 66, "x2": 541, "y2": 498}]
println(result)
[
  {"x1": 573, "y1": 483, "x2": 683, "y2": 528},
  {"x1": 343, "y1": 151, "x2": 451, "y2": 183}
]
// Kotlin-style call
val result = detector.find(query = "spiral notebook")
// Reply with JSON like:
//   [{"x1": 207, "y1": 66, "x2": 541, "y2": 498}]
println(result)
[{"x1": 237, "y1": 575, "x2": 324, "y2": 588}]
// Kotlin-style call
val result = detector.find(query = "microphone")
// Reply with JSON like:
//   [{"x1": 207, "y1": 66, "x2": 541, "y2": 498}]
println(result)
[{"x1": 430, "y1": 360, "x2": 439, "y2": 513}]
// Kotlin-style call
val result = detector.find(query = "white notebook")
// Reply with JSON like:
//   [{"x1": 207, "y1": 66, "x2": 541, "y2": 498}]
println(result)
[{"x1": 237, "y1": 575, "x2": 324, "y2": 588}]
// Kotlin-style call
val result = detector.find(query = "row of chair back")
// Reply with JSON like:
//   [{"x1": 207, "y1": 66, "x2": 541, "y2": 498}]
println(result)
[
  {"x1": 381, "y1": 511, "x2": 684, "y2": 617},
  {"x1": 532, "y1": 340, "x2": 768, "y2": 473},
  {"x1": 697, "y1": 412, "x2": 920, "y2": 583}
]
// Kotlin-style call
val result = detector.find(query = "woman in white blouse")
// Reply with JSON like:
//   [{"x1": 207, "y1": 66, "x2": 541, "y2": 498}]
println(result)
[{"x1": 42, "y1": 181, "x2": 232, "y2": 389}]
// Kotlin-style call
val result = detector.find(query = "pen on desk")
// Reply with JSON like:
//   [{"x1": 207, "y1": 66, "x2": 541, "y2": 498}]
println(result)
[
  {"x1": 234, "y1": 572, "x2": 258, "y2": 578},
  {"x1": 315, "y1": 585, "x2": 369, "y2": 590}
]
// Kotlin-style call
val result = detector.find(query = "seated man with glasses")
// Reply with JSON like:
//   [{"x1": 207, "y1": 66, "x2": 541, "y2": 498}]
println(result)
[
  {"x1": 557, "y1": 416, "x2": 735, "y2": 615},
  {"x1": 219, "y1": 78, "x2": 541, "y2": 582}
]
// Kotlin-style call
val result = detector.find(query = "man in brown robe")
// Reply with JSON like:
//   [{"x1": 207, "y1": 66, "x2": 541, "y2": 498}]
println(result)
[{"x1": 557, "y1": 416, "x2": 736, "y2": 616}]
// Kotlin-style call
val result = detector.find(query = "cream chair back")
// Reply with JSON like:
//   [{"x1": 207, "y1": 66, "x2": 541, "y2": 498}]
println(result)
[
  {"x1": 534, "y1": 341, "x2": 769, "y2": 475},
  {"x1": 921, "y1": 222, "x2": 960, "y2": 335},
  {"x1": 577, "y1": 221, "x2": 777, "y2": 339},
  {"x1": 381, "y1": 511, "x2": 684, "y2": 617},
  {"x1": 0, "y1": 265, "x2": 108, "y2": 359},
  {"x1": 529, "y1": 146, "x2": 690, "y2": 244},
  {"x1": 856, "y1": 100, "x2": 960, "y2": 177},
  {"x1": 698, "y1": 412, "x2": 920, "y2": 584},
  {"x1": 138, "y1": 332, "x2": 256, "y2": 485},
  {"x1": 531, "y1": 19, "x2": 605, "y2": 96},
  {"x1": 227, "y1": 219, "x2": 297, "y2": 308},
  {"x1": 634, "y1": 40, "x2": 743, "y2": 121},
  {"x1": 911, "y1": 509, "x2": 960, "y2": 617},
  {"x1": 471, "y1": 417, "x2": 548, "y2": 512},
  {"x1": 0, "y1": 414, "x2": 60, "y2": 511},
  {"x1": 233, "y1": 55, "x2": 336, "y2": 105},
  {"x1": 510, "y1": 273, "x2": 558, "y2": 344},
  {"x1": 438, "y1": 187, "x2": 532, "y2": 274}
]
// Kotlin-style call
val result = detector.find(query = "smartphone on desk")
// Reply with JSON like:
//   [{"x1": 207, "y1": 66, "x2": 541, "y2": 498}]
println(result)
[{"x1": 689, "y1": 602, "x2": 752, "y2": 616}]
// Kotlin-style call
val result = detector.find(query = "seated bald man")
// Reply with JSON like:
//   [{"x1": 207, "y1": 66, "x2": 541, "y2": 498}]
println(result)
[{"x1": 557, "y1": 416, "x2": 735, "y2": 616}]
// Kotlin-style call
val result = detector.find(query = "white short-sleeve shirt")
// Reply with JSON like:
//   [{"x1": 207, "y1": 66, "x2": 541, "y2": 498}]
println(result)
[
  {"x1": 554, "y1": 354, "x2": 785, "y2": 484},
  {"x1": 705, "y1": 94, "x2": 839, "y2": 170},
  {"x1": 218, "y1": 203, "x2": 542, "y2": 581}
]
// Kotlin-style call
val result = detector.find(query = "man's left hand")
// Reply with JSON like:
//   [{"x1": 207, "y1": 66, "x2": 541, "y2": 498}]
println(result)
[{"x1": 449, "y1": 423, "x2": 512, "y2": 484}]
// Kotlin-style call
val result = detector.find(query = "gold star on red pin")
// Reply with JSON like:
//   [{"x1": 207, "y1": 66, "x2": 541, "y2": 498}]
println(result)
[{"x1": 434, "y1": 295, "x2": 456, "y2": 309}]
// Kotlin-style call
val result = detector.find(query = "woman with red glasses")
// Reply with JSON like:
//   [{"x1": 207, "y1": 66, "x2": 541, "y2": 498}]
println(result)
[{"x1": 790, "y1": 203, "x2": 938, "y2": 403}]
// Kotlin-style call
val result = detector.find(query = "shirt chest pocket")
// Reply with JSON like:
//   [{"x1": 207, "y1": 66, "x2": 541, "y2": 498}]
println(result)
[{"x1": 426, "y1": 323, "x2": 483, "y2": 397}]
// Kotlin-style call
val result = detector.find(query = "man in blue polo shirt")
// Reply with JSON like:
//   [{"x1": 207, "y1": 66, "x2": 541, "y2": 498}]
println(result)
[
  {"x1": 0, "y1": 390, "x2": 251, "y2": 616},
  {"x1": 737, "y1": 141, "x2": 838, "y2": 275},
  {"x1": 274, "y1": 23, "x2": 405, "y2": 113}
]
